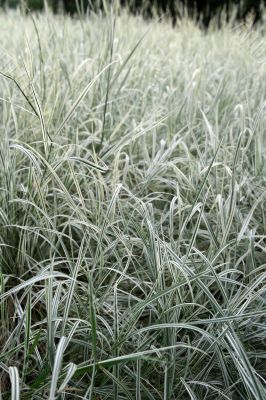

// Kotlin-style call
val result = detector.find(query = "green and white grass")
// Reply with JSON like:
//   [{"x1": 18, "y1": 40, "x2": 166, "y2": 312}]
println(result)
[{"x1": 0, "y1": 6, "x2": 266, "y2": 399}]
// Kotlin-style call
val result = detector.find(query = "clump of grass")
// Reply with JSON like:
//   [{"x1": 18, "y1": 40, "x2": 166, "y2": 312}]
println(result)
[{"x1": 0, "y1": 7, "x2": 266, "y2": 400}]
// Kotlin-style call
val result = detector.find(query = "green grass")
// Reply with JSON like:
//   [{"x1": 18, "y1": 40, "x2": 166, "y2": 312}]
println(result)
[{"x1": 0, "y1": 6, "x2": 266, "y2": 399}]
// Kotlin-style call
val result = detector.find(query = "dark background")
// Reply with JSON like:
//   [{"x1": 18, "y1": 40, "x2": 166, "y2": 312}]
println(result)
[{"x1": 0, "y1": 0, "x2": 265, "y2": 26}]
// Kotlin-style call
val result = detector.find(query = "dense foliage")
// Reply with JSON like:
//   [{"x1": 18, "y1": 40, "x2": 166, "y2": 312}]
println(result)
[
  {"x1": 0, "y1": 0, "x2": 266, "y2": 25},
  {"x1": 0, "y1": 6, "x2": 266, "y2": 400}
]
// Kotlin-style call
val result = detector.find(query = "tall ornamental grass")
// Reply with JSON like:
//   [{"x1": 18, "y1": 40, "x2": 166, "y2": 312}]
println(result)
[{"x1": 0, "y1": 8, "x2": 265, "y2": 399}]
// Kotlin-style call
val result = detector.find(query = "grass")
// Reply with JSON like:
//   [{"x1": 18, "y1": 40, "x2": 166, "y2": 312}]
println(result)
[{"x1": 0, "y1": 5, "x2": 266, "y2": 399}]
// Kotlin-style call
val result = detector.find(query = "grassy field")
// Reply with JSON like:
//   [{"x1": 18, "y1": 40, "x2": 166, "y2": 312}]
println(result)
[{"x1": 0, "y1": 7, "x2": 266, "y2": 399}]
